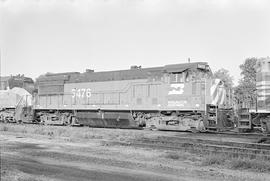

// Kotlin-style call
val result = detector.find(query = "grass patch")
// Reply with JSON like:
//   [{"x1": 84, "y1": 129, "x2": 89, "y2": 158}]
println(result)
[
  {"x1": 165, "y1": 152, "x2": 181, "y2": 160},
  {"x1": 0, "y1": 123, "x2": 109, "y2": 141},
  {"x1": 201, "y1": 154, "x2": 226, "y2": 166},
  {"x1": 0, "y1": 123, "x2": 144, "y2": 142},
  {"x1": 0, "y1": 125, "x2": 8, "y2": 131},
  {"x1": 1, "y1": 168, "x2": 53, "y2": 181},
  {"x1": 201, "y1": 153, "x2": 270, "y2": 172},
  {"x1": 164, "y1": 151, "x2": 187, "y2": 160},
  {"x1": 230, "y1": 158, "x2": 270, "y2": 172}
]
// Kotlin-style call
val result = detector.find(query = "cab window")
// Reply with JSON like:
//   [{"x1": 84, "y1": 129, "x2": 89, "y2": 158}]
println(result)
[{"x1": 169, "y1": 72, "x2": 186, "y2": 83}]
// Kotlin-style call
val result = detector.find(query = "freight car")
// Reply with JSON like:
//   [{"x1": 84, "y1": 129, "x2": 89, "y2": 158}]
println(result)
[
  {"x1": 0, "y1": 74, "x2": 35, "y2": 93},
  {"x1": 0, "y1": 75, "x2": 34, "y2": 123},
  {"x1": 0, "y1": 87, "x2": 32, "y2": 123},
  {"x1": 28, "y1": 62, "x2": 229, "y2": 131},
  {"x1": 238, "y1": 58, "x2": 270, "y2": 133}
]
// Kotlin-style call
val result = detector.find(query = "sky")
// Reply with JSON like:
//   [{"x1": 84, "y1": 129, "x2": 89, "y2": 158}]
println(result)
[{"x1": 0, "y1": 0, "x2": 269, "y2": 85}]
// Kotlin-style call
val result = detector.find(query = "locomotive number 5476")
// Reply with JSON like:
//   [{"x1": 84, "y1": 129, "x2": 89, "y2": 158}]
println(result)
[{"x1": 71, "y1": 88, "x2": 91, "y2": 98}]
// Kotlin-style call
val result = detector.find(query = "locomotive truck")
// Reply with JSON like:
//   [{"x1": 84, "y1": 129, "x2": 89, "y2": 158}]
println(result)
[{"x1": 27, "y1": 62, "x2": 230, "y2": 131}]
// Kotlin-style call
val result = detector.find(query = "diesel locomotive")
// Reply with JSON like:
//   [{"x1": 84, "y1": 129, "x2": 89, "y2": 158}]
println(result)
[
  {"x1": 238, "y1": 57, "x2": 270, "y2": 133},
  {"x1": 26, "y1": 62, "x2": 228, "y2": 131}
]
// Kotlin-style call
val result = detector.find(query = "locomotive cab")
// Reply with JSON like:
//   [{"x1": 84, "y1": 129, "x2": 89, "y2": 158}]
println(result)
[{"x1": 151, "y1": 63, "x2": 217, "y2": 131}]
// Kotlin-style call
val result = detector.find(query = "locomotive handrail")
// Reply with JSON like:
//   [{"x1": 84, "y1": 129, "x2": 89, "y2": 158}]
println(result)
[{"x1": 15, "y1": 96, "x2": 24, "y2": 111}]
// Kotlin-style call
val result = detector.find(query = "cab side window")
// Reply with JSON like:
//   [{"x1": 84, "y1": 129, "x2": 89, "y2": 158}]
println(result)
[{"x1": 169, "y1": 72, "x2": 186, "y2": 83}]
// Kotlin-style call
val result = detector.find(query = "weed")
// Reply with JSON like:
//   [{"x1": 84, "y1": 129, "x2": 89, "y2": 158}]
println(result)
[
  {"x1": 47, "y1": 131, "x2": 54, "y2": 137},
  {"x1": 22, "y1": 126, "x2": 28, "y2": 134},
  {"x1": 201, "y1": 153, "x2": 270, "y2": 173},
  {"x1": 82, "y1": 132, "x2": 93, "y2": 139},
  {"x1": 1, "y1": 125, "x2": 8, "y2": 131},
  {"x1": 201, "y1": 154, "x2": 226, "y2": 166},
  {"x1": 165, "y1": 152, "x2": 180, "y2": 160},
  {"x1": 54, "y1": 128, "x2": 67, "y2": 137},
  {"x1": 230, "y1": 158, "x2": 270, "y2": 172}
]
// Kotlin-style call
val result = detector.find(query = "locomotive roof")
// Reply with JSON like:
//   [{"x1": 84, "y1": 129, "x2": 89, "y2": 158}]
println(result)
[{"x1": 38, "y1": 62, "x2": 210, "y2": 83}]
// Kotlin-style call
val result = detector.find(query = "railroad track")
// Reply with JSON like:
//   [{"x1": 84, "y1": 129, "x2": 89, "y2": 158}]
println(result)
[
  {"x1": 155, "y1": 128, "x2": 270, "y2": 138},
  {"x1": 146, "y1": 136, "x2": 270, "y2": 149},
  {"x1": 1, "y1": 122, "x2": 269, "y2": 145},
  {"x1": 202, "y1": 130, "x2": 270, "y2": 138},
  {"x1": 110, "y1": 137, "x2": 270, "y2": 160},
  {"x1": 1, "y1": 122, "x2": 270, "y2": 159}
]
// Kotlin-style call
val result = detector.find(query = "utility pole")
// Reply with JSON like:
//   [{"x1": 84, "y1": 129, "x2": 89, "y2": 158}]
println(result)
[{"x1": 0, "y1": 48, "x2": 1, "y2": 90}]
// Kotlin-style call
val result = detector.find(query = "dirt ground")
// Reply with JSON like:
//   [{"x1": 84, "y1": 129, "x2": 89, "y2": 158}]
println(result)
[{"x1": 0, "y1": 127, "x2": 270, "y2": 181}]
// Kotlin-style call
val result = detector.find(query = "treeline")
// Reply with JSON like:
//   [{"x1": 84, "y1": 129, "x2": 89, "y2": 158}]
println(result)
[{"x1": 214, "y1": 57, "x2": 260, "y2": 109}]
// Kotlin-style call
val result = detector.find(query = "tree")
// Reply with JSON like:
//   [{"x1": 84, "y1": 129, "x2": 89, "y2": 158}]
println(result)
[
  {"x1": 239, "y1": 58, "x2": 257, "y2": 83},
  {"x1": 213, "y1": 68, "x2": 234, "y2": 88},
  {"x1": 235, "y1": 58, "x2": 257, "y2": 108}
]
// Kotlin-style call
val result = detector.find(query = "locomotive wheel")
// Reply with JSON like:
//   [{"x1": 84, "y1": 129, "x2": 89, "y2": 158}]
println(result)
[{"x1": 15, "y1": 119, "x2": 22, "y2": 124}]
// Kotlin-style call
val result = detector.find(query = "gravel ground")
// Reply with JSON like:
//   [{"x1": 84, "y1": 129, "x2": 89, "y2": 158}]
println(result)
[{"x1": 0, "y1": 127, "x2": 270, "y2": 181}]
